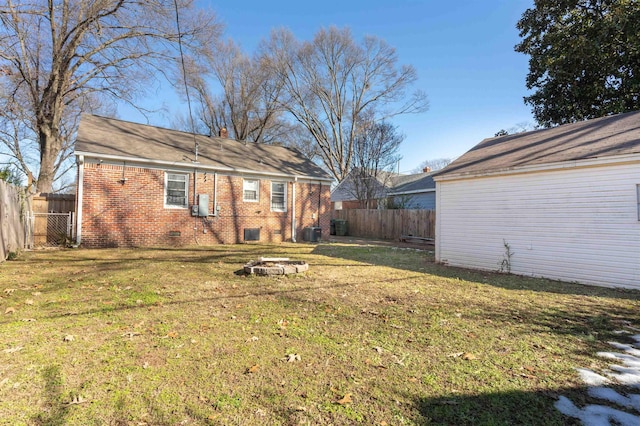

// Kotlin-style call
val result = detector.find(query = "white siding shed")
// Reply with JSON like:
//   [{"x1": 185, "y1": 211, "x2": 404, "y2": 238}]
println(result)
[{"x1": 434, "y1": 111, "x2": 640, "y2": 289}]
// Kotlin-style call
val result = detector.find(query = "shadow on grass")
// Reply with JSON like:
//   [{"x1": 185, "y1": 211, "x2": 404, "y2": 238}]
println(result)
[
  {"x1": 312, "y1": 243, "x2": 640, "y2": 301},
  {"x1": 411, "y1": 387, "x2": 586, "y2": 426},
  {"x1": 9, "y1": 280, "x2": 356, "y2": 324},
  {"x1": 7, "y1": 245, "x2": 639, "y2": 341},
  {"x1": 32, "y1": 365, "x2": 68, "y2": 426}
]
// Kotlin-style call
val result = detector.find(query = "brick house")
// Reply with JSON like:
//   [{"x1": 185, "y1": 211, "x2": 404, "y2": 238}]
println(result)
[{"x1": 74, "y1": 115, "x2": 332, "y2": 248}]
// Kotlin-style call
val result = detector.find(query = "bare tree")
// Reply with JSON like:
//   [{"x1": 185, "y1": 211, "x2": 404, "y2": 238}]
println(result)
[
  {"x1": 413, "y1": 158, "x2": 452, "y2": 173},
  {"x1": 177, "y1": 39, "x2": 294, "y2": 146},
  {"x1": 493, "y1": 122, "x2": 539, "y2": 138},
  {"x1": 0, "y1": 0, "x2": 220, "y2": 193},
  {"x1": 0, "y1": 100, "x2": 34, "y2": 185},
  {"x1": 348, "y1": 119, "x2": 403, "y2": 208},
  {"x1": 261, "y1": 26, "x2": 428, "y2": 182}
]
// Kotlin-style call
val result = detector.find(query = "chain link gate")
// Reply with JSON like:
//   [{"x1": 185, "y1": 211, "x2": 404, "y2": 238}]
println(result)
[{"x1": 31, "y1": 212, "x2": 74, "y2": 247}]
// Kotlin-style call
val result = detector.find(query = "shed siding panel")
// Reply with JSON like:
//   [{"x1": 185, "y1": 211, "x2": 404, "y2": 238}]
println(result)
[{"x1": 436, "y1": 163, "x2": 640, "y2": 289}]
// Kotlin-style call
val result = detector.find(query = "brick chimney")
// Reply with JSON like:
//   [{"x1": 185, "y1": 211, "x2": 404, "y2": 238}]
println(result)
[
  {"x1": 219, "y1": 127, "x2": 229, "y2": 138},
  {"x1": 422, "y1": 167, "x2": 431, "y2": 173}
]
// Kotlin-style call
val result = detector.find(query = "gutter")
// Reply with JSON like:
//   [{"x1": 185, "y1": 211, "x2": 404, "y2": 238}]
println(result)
[
  {"x1": 291, "y1": 177, "x2": 297, "y2": 242},
  {"x1": 387, "y1": 188, "x2": 436, "y2": 196}
]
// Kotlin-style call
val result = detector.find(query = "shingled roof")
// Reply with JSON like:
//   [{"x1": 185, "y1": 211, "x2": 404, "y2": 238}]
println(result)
[
  {"x1": 330, "y1": 169, "x2": 435, "y2": 202},
  {"x1": 434, "y1": 110, "x2": 640, "y2": 179},
  {"x1": 75, "y1": 114, "x2": 332, "y2": 181},
  {"x1": 388, "y1": 172, "x2": 435, "y2": 194}
]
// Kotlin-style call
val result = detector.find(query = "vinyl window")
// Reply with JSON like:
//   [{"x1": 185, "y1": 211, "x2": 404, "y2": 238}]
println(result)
[
  {"x1": 243, "y1": 179, "x2": 260, "y2": 202},
  {"x1": 271, "y1": 181, "x2": 287, "y2": 212},
  {"x1": 165, "y1": 172, "x2": 189, "y2": 208}
]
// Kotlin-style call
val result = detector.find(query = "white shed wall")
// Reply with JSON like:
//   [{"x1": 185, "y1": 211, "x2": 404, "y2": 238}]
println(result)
[{"x1": 436, "y1": 162, "x2": 640, "y2": 289}]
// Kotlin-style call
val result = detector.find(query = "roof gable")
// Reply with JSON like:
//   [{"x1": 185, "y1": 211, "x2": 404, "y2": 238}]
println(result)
[
  {"x1": 75, "y1": 115, "x2": 332, "y2": 180},
  {"x1": 435, "y1": 110, "x2": 640, "y2": 179}
]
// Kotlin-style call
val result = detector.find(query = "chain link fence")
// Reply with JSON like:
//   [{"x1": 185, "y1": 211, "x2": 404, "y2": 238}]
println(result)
[{"x1": 31, "y1": 212, "x2": 74, "y2": 247}]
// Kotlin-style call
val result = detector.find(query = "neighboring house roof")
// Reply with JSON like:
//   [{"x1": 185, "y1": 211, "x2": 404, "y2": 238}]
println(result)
[
  {"x1": 434, "y1": 110, "x2": 640, "y2": 179},
  {"x1": 330, "y1": 169, "x2": 390, "y2": 202},
  {"x1": 330, "y1": 168, "x2": 435, "y2": 202},
  {"x1": 388, "y1": 173, "x2": 435, "y2": 195},
  {"x1": 75, "y1": 114, "x2": 332, "y2": 181}
]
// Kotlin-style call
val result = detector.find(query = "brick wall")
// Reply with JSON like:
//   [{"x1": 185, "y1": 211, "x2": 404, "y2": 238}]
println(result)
[{"x1": 79, "y1": 162, "x2": 330, "y2": 248}]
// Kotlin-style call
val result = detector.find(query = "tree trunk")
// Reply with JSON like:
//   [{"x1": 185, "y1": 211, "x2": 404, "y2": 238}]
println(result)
[{"x1": 36, "y1": 127, "x2": 62, "y2": 194}]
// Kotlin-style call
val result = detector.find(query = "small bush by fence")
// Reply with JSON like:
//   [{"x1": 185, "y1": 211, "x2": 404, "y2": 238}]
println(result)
[
  {"x1": 0, "y1": 180, "x2": 30, "y2": 261},
  {"x1": 332, "y1": 209, "x2": 435, "y2": 241}
]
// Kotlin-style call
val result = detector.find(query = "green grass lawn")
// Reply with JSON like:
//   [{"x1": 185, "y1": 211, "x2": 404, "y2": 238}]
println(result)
[{"x1": 1, "y1": 243, "x2": 638, "y2": 425}]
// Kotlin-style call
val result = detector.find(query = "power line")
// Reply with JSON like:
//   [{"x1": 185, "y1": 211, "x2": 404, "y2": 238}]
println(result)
[{"x1": 172, "y1": 0, "x2": 198, "y2": 162}]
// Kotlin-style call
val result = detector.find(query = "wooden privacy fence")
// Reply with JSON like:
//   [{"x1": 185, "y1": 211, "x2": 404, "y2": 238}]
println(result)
[
  {"x1": 332, "y1": 209, "x2": 435, "y2": 241},
  {"x1": 32, "y1": 193, "x2": 75, "y2": 213},
  {"x1": 0, "y1": 180, "x2": 30, "y2": 261}
]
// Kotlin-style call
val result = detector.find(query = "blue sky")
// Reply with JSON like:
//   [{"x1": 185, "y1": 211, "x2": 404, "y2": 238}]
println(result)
[{"x1": 135, "y1": 0, "x2": 536, "y2": 173}]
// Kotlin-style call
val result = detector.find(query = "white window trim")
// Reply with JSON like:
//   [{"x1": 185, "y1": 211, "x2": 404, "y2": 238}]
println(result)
[
  {"x1": 164, "y1": 172, "x2": 189, "y2": 209},
  {"x1": 243, "y1": 178, "x2": 260, "y2": 202},
  {"x1": 271, "y1": 181, "x2": 288, "y2": 212}
]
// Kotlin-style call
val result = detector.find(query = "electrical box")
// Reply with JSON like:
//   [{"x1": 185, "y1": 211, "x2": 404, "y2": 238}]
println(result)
[
  {"x1": 191, "y1": 194, "x2": 209, "y2": 217},
  {"x1": 198, "y1": 194, "x2": 209, "y2": 217}
]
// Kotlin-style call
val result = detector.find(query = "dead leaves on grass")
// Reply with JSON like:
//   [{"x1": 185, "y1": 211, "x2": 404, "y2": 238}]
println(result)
[
  {"x1": 64, "y1": 395, "x2": 88, "y2": 406},
  {"x1": 336, "y1": 393, "x2": 353, "y2": 405},
  {"x1": 159, "y1": 331, "x2": 179, "y2": 339},
  {"x1": 448, "y1": 352, "x2": 477, "y2": 360},
  {"x1": 284, "y1": 353, "x2": 301, "y2": 363},
  {"x1": 3, "y1": 346, "x2": 23, "y2": 354}
]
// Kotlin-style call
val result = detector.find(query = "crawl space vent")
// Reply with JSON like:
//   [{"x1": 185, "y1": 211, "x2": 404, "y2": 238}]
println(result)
[{"x1": 244, "y1": 228, "x2": 260, "y2": 241}]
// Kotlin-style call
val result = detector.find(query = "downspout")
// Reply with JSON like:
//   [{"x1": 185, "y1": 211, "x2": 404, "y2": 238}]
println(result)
[
  {"x1": 317, "y1": 181, "x2": 322, "y2": 227},
  {"x1": 75, "y1": 155, "x2": 85, "y2": 245},
  {"x1": 209, "y1": 172, "x2": 218, "y2": 216},
  {"x1": 193, "y1": 168, "x2": 198, "y2": 206},
  {"x1": 193, "y1": 167, "x2": 199, "y2": 244},
  {"x1": 291, "y1": 177, "x2": 297, "y2": 242}
]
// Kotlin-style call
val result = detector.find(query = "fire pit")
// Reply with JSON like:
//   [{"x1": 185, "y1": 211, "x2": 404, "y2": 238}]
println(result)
[{"x1": 243, "y1": 257, "x2": 309, "y2": 276}]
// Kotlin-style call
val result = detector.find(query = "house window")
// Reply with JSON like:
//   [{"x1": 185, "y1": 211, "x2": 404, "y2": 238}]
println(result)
[
  {"x1": 243, "y1": 179, "x2": 259, "y2": 202},
  {"x1": 165, "y1": 172, "x2": 189, "y2": 208},
  {"x1": 271, "y1": 181, "x2": 287, "y2": 211}
]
